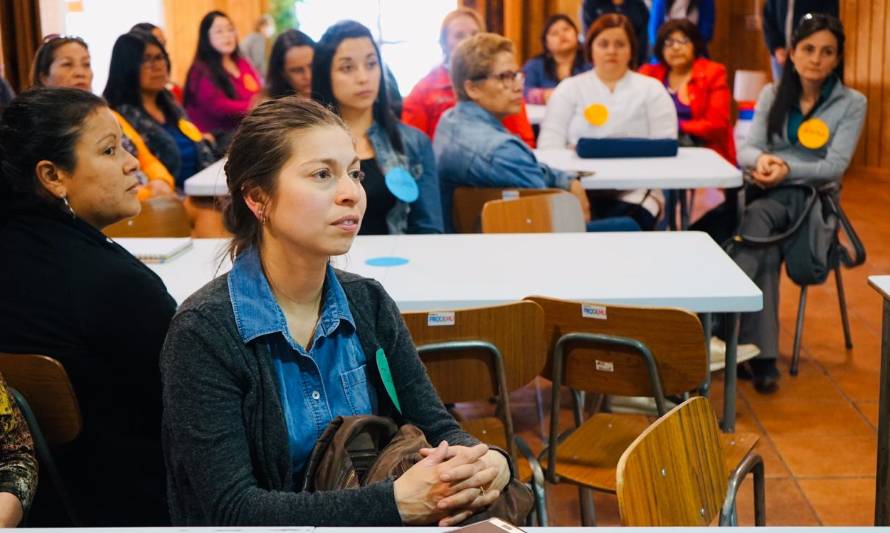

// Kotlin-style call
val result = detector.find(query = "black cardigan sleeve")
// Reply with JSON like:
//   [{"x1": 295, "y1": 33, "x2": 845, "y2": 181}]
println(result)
[
  {"x1": 361, "y1": 279, "x2": 517, "y2": 479},
  {"x1": 370, "y1": 280, "x2": 479, "y2": 449},
  {"x1": 161, "y1": 307, "x2": 404, "y2": 526}
]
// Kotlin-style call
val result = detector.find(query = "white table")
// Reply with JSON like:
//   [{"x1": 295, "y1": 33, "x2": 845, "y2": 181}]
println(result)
[
  {"x1": 870, "y1": 275, "x2": 890, "y2": 525},
  {"x1": 533, "y1": 147, "x2": 742, "y2": 190},
  {"x1": 184, "y1": 157, "x2": 227, "y2": 196},
  {"x1": 119, "y1": 232, "x2": 760, "y2": 431},
  {"x1": 121, "y1": 233, "x2": 759, "y2": 313},
  {"x1": 534, "y1": 147, "x2": 742, "y2": 230},
  {"x1": 526, "y1": 104, "x2": 546, "y2": 125}
]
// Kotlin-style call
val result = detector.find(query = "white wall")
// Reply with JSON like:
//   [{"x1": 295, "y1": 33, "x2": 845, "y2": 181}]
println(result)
[
  {"x1": 295, "y1": 0, "x2": 455, "y2": 95},
  {"x1": 46, "y1": 0, "x2": 166, "y2": 94}
]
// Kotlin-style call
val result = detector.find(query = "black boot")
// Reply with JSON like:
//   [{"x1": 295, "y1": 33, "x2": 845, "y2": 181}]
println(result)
[{"x1": 750, "y1": 358, "x2": 779, "y2": 394}]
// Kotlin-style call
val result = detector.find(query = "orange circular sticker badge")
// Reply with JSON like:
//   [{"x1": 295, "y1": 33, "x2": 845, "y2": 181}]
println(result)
[
  {"x1": 178, "y1": 119, "x2": 203, "y2": 142},
  {"x1": 243, "y1": 73, "x2": 260, "y2": 93},
  {"x1": 583, "y1": 103, "x2": 609, "y2": 127},
  {"x1": 798, "y1": 118, "x2": 830, "y2": 149}
]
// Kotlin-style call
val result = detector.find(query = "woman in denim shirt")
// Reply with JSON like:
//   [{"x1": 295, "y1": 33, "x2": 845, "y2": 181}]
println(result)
[
  {"x1": 435, "y1": 33, "x2": 638, "y2": 233},
  {"x1": 312, "y1": 20, "x2": 443, "y2": 234},
  {"x1": 161, "y1": 97, "x2": 512, "y2": 526}
]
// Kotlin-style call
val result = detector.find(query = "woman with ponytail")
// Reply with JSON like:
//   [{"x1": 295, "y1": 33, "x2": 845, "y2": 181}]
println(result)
[{"x1": 728, "y1": 14, "x2": 866, "y2": 393}]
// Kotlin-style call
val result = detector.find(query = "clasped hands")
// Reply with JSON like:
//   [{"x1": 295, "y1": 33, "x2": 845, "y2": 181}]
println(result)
[
  {"x1": 393, "y1": 441, "x2": 511, "y2": 527},
  {"x1": 750, "y1": 154, "x2": 790, "y2": 189}
]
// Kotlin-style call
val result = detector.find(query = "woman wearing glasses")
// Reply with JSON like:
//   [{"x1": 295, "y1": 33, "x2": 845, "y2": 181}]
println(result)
[
  {"x1": 639, "y1": 19, "x2": 734, "y2": 163},
  {"x1": 31, "y1": 34, "x2": 176, "y2": 200},
  {"x1": 184, "y1": 11, "x2": 261, "y2": 151},
  {"x1": 104, "y1": 31, "x2": 217, "y2": 189},
  {"x1": 435, "y1": 32, "x2": 639, "y2": 233},
  {"x1": 538, "y1": 14, "x2": 676, "y2": 230},
  {"x1": 311, "y1": 20, "x2": 443, "y2": 235}
]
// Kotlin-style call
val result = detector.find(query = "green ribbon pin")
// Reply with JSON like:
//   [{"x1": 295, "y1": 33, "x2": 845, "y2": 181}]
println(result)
[{"x1": 376, "y1": 347, "x2": 401, "y2": 414}]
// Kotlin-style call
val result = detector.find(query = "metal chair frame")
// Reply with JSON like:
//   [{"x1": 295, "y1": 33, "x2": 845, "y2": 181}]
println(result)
[
  {"x1": 8, "y1": 387, "x2": 81, "y2": 526},
  {"x1": 545, "y1": 331, "x2": 669, "y2": 526},
  {"x1": 417, "y1": 340, "x2": 549, "y2": 526}
]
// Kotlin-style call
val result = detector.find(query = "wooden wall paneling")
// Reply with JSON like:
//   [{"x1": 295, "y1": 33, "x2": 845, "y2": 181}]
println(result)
[
  {"x1": 865, "y1": 0, "x2": 886, "y2": 169},
  {"x1": 883, "y1": 1, "x2": 890, "y2": 170},
  {"x1": 841, "y1": 0, "x2": 865, "y2": 165},
  {"x1": 502, "y1": 0, "x2": 523, "y2": 61},
  {"x1": 840, "y1": 0, "x2": 890, "y2": 174}
]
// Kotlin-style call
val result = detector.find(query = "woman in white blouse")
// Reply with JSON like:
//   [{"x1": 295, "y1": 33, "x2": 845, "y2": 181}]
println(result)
[{"x1": 538, "y1": 13, "x2": 677, "y2": 230}]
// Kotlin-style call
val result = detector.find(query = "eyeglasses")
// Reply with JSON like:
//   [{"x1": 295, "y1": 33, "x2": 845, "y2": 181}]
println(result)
[
  {"x1": 474, "y1": 70, "x2": 525, "y2": 88},
  {"x1": 141, "y1": 53, "x2": 167, "y2": 67},
  {"x1": 664, "y1": 37, "x2": 691, "y2": 49}
]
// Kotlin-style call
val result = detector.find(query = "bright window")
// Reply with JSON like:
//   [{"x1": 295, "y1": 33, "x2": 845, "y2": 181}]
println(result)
[{"x1": 295, "y1": 0, "x2": 456, "y2": 95}]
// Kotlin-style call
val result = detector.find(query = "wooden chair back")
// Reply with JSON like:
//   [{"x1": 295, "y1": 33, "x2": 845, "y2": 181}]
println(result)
[
  {"x1": 0, "y1": 353, "x2": 82, "y2": 445},
  {"x1": 616, "y1": 397, "x2": 727, "y2": 526},
  {"x1": 104, "y1": 196, "x2": 192, "y2": 238},
  {"x1": 481, "y1": 191, "x2": 585, "y2": 233},
  {"x1": 525, "y1": 296, "x2": 707, "y2": 397},
  {"x1": 452, "y1": 187, "x2": 561, "y2": 233},
  {"x1": 401, "y1": 301, "x2": 547, "y2": 404}
]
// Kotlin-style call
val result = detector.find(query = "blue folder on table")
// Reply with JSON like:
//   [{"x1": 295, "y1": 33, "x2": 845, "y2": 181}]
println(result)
[{"x1": 576, "y1": 137, "x2": 678, "y2": 158}]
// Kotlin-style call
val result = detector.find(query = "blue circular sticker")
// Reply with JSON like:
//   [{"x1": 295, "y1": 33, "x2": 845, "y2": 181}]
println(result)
[
  {"x1": 384, "y1": 167, "x2": 420, "y2": 203},
  {"x1": 365, "y1": 256, "x2": 410, "y2": 267}
]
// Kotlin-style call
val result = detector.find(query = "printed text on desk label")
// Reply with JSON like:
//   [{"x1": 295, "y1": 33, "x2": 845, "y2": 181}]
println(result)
[
  {"x1": 428, "y1": 312, "x2": 456, "y2": 326},
  {"x1": 596, "y1": 360, "x2": 615, "y2": 372},
  {"x1": 582, "y1": 304, "x2": 607, "y2": 320}
]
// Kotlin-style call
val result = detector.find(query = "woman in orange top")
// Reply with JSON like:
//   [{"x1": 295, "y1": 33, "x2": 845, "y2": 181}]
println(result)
[{"x1": 31, "y1": 34, "x2": 175, "y2": 199}]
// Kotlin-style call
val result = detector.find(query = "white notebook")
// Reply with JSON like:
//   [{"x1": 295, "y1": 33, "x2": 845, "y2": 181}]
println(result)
[{"x1": 117, "y1": 238, "x2": 193, "y2": 264}]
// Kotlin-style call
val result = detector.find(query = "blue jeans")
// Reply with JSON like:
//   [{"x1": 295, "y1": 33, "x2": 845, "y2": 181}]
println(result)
[{"x1": 586, "y1": 216, "x2": 641, "y2": 232}]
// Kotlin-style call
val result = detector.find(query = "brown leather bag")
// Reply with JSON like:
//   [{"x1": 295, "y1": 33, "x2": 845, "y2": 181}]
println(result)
[{"x1": 301, "y1": 415, "x2": 533, "y2": 526}]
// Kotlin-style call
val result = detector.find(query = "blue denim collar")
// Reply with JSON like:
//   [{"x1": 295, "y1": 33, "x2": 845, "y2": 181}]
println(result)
[
  {"x1": 453, "y1": 101, "x2": 507, "y2": 132},
  {"x1": 228, "y1": 247, "x2": 355, "y2": 345}
]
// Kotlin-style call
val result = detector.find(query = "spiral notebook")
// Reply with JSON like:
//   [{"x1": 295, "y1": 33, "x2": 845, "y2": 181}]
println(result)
[{"x1": 118, "y1": 238, "x2": 193, "y2": 264}]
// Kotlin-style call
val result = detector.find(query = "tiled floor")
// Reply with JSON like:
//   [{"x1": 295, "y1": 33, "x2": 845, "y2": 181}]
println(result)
[{"x1": 457, "y1": 170, "x2": 890, "y2": 526}]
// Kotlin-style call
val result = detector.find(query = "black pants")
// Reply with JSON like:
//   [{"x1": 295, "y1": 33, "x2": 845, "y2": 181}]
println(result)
[
  {"x1": 586, "y1": 192, "x2": 657, "y2": 231},
  {"x1": 729, "y1": 186, "x2": 811, "y2": 360}
]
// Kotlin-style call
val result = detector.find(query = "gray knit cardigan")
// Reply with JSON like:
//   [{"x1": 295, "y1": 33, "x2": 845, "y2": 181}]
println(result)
[{"x1": 160, "y1": 270, "x2": 487, "y2": 526}]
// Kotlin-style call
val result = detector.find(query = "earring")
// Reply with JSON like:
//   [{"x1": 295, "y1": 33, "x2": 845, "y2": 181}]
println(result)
[
  {"x1": 61, "y1": 195, "x2": 76, "y2": 218},
  {"x1": 257, "y1": 205, "x2": 267, "y2": 225}
]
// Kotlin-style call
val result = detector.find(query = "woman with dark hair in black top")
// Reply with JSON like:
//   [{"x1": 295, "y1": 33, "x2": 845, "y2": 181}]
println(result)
[
  {"x1": 0, "y1": 88, "x2": 176, "y2": 525},
  {"x1": 311, "y1": 20, "x2": 443, "y2": 235},
  {"x1": 104, "y1": 31, "x2": 217, "y2": 188},
  {"x1": 522, "y1": 14, "x2": 591, "y2": 104},
  {"x1": 266, "y1": 29, "x2": 316, "y2": 99}
]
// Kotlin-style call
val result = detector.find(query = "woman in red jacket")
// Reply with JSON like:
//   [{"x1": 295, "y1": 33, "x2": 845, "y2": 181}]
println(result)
[
  {"x1": 402, "y1": 8, "x2": 536, "y2": 147},
  {"x1": 639, "y1": 19, "x2": 735, "y2": 164}
]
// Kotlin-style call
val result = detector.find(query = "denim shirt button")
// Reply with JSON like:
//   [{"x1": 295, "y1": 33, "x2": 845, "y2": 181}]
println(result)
[{"x1": 311, "y1": 390, "x2": 321, "y2": 400}]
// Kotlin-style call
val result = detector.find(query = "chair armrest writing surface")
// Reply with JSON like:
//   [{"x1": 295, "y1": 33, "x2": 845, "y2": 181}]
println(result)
[
  {"x1": 719, "y1": 451, "x2": 765, "y2": 526},
  {"x1": 576, "y1": 138, "x2": 679, "y2": 159}
]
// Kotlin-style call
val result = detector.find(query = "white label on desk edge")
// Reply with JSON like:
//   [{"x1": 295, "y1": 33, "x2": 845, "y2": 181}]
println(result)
[
  {"x1": 596, "y1": 360, "x2": 615, "y2": 372},
  {"x1": 582, "y1": 304, "x2": 607, "y2": 320},
  {"x1": 501, "y1": 190, "x2": 519, "y2": 200},
  {"x1": 427, "y1": 311, "x2": 456, "y2": 326}
]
